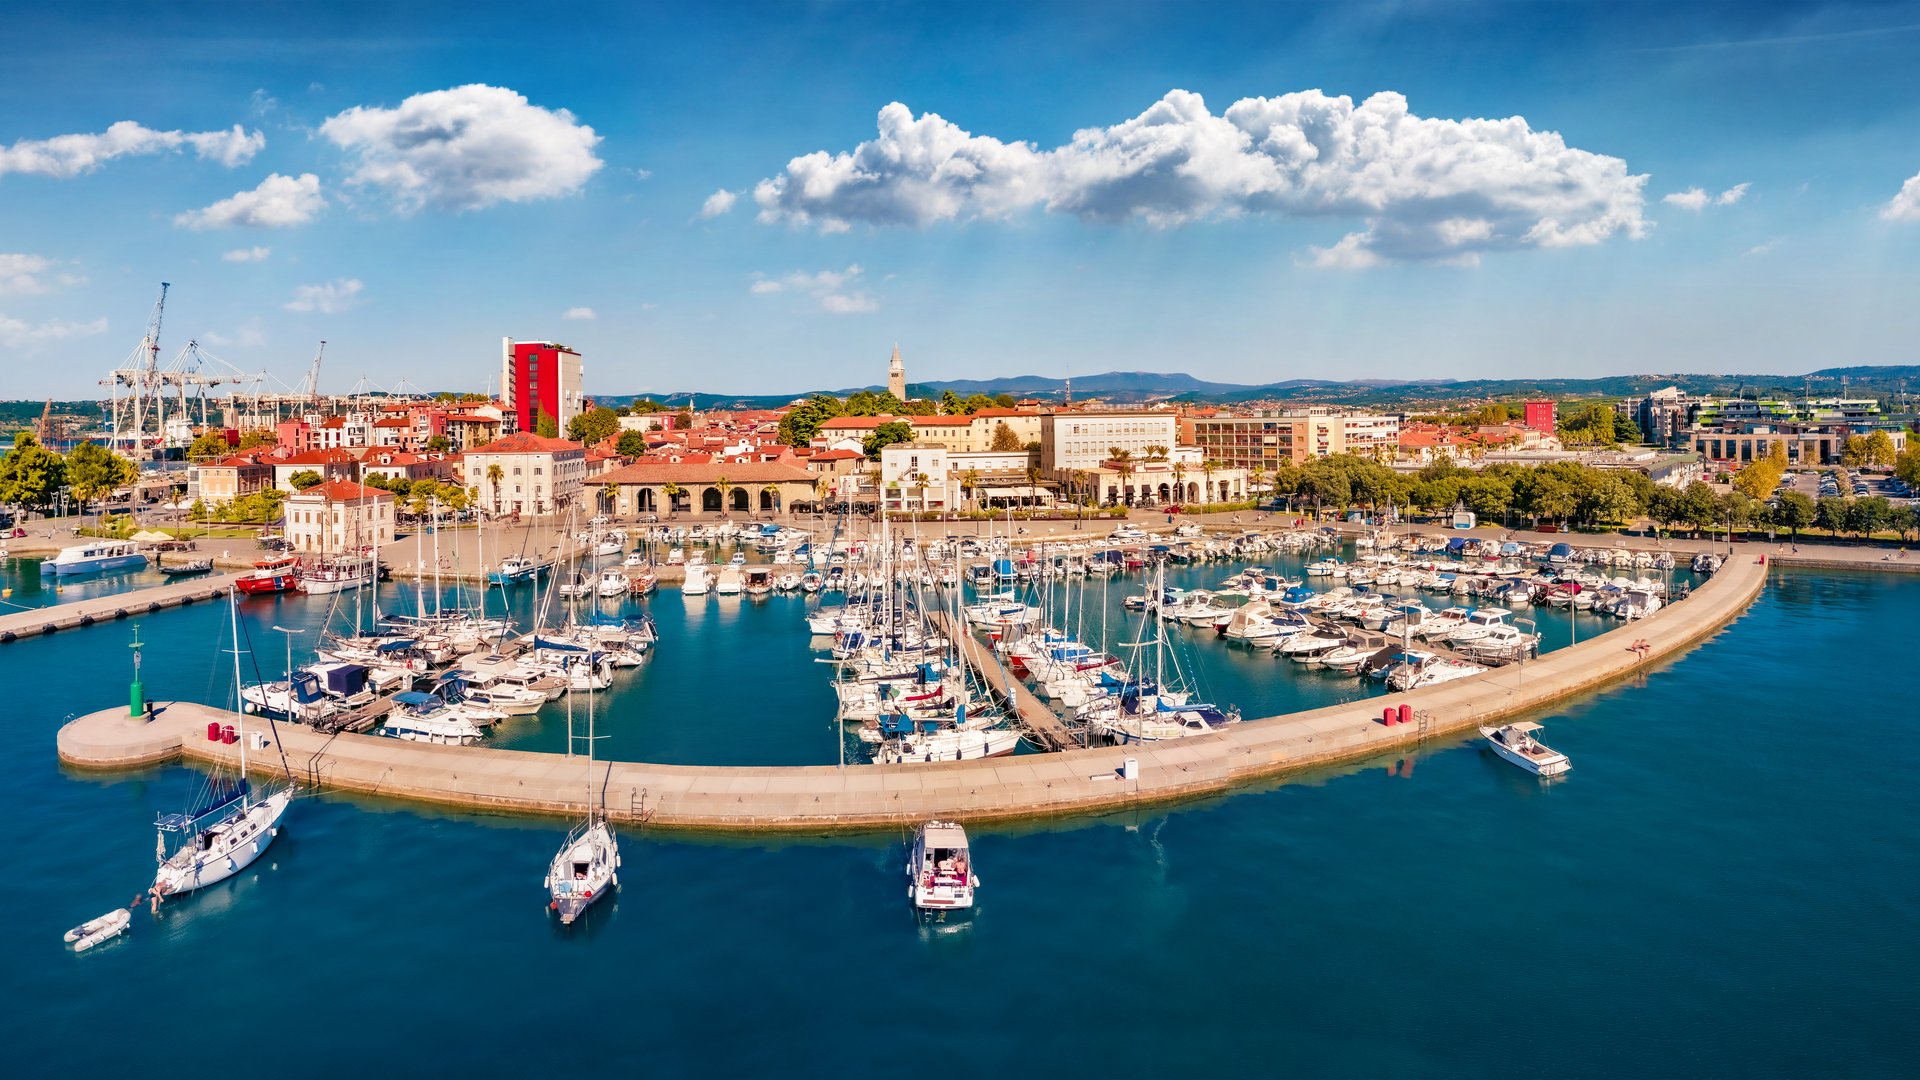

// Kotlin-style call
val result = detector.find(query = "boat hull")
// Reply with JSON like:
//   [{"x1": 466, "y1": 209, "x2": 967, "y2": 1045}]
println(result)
[{"x1": 43, "y1": 553, "x2": 148, "y2": 575}]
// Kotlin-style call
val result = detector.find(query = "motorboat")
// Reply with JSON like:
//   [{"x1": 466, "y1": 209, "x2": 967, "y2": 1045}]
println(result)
[
  {"x1": 745, "y1": 567, "x2": 773, "y2": 596},
  {"x1": 596, "y1": 568, "x2": 629, "y2": 598},
  {"x1": 1454, "y1": 624, "x2": 1540, "y2": 663},
  {"x1": 489, "y1": 555, "x2": 540, "y2": 584},
  {"x1": 1480, "y1": 721, "x2": 1571, "y2": 777},
  {"x1": 1445, "y1": 608, "x2": 1513, "y2": 644},
  {"x1": 907, "y1": 820, "x2": 978, "y2": 913},
  {"x1": 235, "y1": 554, "x2": 301, "y2": 595},
  {"x1": 680, "y1": 564, "x2": 712, "y2": 595},
  {"x1": 714, "y1": 565, "x2": 745, "y2": 595},
  {"x1": 1386, "y1": 655, "x2": 1487, "y2": 691},
  {"x1": 381, "y1": 691, "x2": 486, "y2": 744},
  {"x1": 158, "y1": 558, "x2": 214, "y2": 577},
  {"x1": 556, "y1": 571, "x2": 592, "y2": 599},
  {"x1": 301, "y1": 554, "x2": 375, "y2": 595},
  {"x1": 41, "y1": 539, "x2": 148, "y2": 575}
]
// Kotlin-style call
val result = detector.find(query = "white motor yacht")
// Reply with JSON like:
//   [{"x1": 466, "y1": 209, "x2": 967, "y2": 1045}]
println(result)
[
  {"x1": 681, "y1": 564, "x2": 712, "y2": 595},
  {"x1": 1480, "y1": 721, "x2": 1571, "y2": 777},
  {"x1": 907, "y1": 820, "x2": 978, "y2": 913}
]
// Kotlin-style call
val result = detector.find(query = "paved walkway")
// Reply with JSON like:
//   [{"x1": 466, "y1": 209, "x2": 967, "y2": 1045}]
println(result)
[{"x1": 57, "y1": 553, "x2": 1769, "y2": 831}]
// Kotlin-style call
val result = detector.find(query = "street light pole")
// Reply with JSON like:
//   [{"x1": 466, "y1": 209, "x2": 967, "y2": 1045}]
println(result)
[{"x1": 270, "y1": 624, "x2": 306, "y2": 722}]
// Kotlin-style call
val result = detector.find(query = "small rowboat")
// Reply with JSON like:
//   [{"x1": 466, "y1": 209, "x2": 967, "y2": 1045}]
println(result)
[{"x1": 64, "y1": 908, "x2": 131, "y2": 952}]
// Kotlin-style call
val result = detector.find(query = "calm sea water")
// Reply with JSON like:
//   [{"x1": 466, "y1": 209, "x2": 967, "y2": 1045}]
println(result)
[{"x1": 4, "y1": 559, "x2": 1913, "y2": 1077}]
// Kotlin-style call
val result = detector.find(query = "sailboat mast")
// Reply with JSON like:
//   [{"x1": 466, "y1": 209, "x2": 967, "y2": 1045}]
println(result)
[{"x1": 230, "y1": 586, "x2": 249, "y2": 787}]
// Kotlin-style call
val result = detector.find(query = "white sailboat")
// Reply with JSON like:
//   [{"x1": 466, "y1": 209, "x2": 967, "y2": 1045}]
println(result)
[
  {"x1": 151, "y1": 588, "x2": 294, "y2": 905},
  {"x1": 545, "y1": 655, "x2": 620, "y2": 925}
]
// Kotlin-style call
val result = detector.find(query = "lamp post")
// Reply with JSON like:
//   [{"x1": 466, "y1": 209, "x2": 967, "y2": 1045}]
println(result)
[{"x1": 270, "y1": 624, "x2": 305, "y2": 723}]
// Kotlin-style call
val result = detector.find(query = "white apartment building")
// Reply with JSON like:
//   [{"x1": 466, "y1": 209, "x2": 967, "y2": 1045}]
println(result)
[
  {"x1": 1040, "y1": 411, "x2": 1180, "y2": 473},
  {"x1": 878, "y1": 442, "x2": 952, "y2": 513},
  {"x1": 465, "y1": 432, "x2": 587, "y2": 516},
  {"x1": 283, "y1": 480, "x2": 396, "y2": 554}
]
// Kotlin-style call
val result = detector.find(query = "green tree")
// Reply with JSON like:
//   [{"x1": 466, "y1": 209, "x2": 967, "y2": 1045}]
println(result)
[
  {"x1": 187, "y1": 432, "x2": 231, "y2": 461},
  {"x1": 990, "y1": 422, "x2": 1023, "y2": 452},
  {"x1": 671, "y1": 409, "x2": 693, "y2": 430},
  {"x1": 960, "y1": 393, "x2": 996, "y2": 414},
  {"x1": 0, "y1": 428, "x2": 65, "y2": 511},
  {"x1": 64, "y1": 441, "x2": 139, "y2": 511},
  {"x1": 1815, "y1": 495, "x2": 1849, "y2": 536},
  {"x1": 863, "y1": 420, "x2": 915, "y2": 459},
  {"x1": 485, "y1": 463, "x2": 503, "y2": 514},
  {"x1": 714, "y1": 474, "x2": 733, "y2": 516},
  {"x1": 960, "y1": 468, "x2": 981, "y2": 507},
  {"x1": 288, "y1": 469, "x2": 325, "y2": 491},
  {"x1": 236, "y1": 429, "x2": 277, "y2": 451},
  {"x1": 535, "y1": 409, "x2": 559, "y2": 439},
  {"x1": 1773, "y1": 490, "x2": 1815, "y2": 540},
  {"x1": 940, "y1": 390, "x2": 963, "y2": 415},
  {"x1": 615, "y1": 429, "x2": 648, "y2": 458},
  {"x1": 1459, "y1": 475, "x2": 1512, "y2": 521},
  {"x1": 662, "y1": 481, "x2": 684, "y2": 516},
  {"x1": 1851, "y1": 495, "x2": 1894, "y2": 538},
  {"x1": 566, "y1": 406, "x2": 621, "y2": 446},
  {"x1": 1894, "y1": 447, "x2": 1920, "y2": 488},
  {"x1": 992, "y1": 393, "x2": 1016, "y2": 408},
  {"x1": 601, "y1": 482, "x2": 619, "y2": 515},
  {"x1": 1678, "y1": 481, "x2": 1721, "y2": 533},
  {"x1": 424, "y1": 434, "x2": 451, "y2": 452},
  {"x1": 778, "y1": 395, "x2": 845, "y2": 446},
  {"x1": 1841, "y1": 435, "x2": 1869, "y2": 468}
]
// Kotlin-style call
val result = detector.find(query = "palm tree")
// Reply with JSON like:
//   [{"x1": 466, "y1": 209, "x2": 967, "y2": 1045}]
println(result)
[
  {"x1": 601, "y1": 482, "x2": 618, "y2": 517},
  {"x1": 1171, "y1": 460, "x2": 1187, "y2": 504},
  {"x1": 960, "y1": 468, "x2": 981, "y2": 509},
  {"x1": 1112, "y1": 449, "x2": 1135, "y2": 506},
  {"x1": 912, "y1": 472, "x2": 930, "y2": 514},
  {"x1": 1249, "y1": 464, "x2": 1267, "y2": 502},
  {"x1": 714, "y1": 474, "x2": 732, "y2": 517},
  {"x1": 662, "y1": 481, "x2": 683, "y2": 518},
  {"x1": 1024, "y1": 464, "x2": 1043, "y2": 508},
  {"x1": 485, "y1": 463, "x2": 503, "y2": 514},
  {"x1": 1146, "y1": 444, "x2": 1168, "y2": 462},
  {"x1": 761, "y1": 482, "x2": 779, "y2": 516}
]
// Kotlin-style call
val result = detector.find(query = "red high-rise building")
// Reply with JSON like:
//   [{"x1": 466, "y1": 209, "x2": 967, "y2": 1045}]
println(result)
[
  {"x1": 500, "y1": 338, "x2": 584, "y2": 435},
  {"x1": 1523, "y1": 400, "x2": 1556, "y2": 434}
]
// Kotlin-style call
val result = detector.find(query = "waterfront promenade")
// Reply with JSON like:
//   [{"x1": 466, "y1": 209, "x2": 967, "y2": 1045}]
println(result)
[{"x1": 57, "y1": 550, "x2": 1768, "y2": 831}]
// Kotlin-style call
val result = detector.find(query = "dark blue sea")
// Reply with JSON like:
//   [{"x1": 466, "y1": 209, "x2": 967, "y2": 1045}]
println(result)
[{"x1": 4, "y1": 551, "x2": 1913, "y2": 1077}]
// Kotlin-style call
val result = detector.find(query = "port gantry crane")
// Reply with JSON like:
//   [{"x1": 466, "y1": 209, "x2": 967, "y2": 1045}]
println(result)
[{"x1": 100, "y1": 283, "x2": 268, "y2": 458}]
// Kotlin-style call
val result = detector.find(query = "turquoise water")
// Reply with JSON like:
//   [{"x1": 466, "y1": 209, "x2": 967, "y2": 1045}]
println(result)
[
  {"x1": 0, "y1": 554, "x2": 176, "y2": 611},
  {"x1": 5, "y1": 567, "x2": 1913, "y2": 1076}
]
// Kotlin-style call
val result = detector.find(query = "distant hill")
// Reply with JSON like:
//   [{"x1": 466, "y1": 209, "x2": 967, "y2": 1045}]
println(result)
[{"x1": 595, "y1": 365, "x2": 1920, "y2": 410}]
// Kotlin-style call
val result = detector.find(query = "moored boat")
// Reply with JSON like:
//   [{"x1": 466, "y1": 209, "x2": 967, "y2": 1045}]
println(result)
[
  {"x1": 41, "y1": 539, "x2": 148, "y2": 576},
  {"x1": 235, "y1": 554, "x2": 301, "y2": 595}
]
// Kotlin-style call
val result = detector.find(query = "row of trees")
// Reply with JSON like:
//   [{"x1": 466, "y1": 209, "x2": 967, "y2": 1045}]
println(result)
[
  {"x1": 0, "y1": 434, "x2": 140, "y2": 517},
  {"x1": 778, "y1": 390, "x2": 1020, "y2": 447},
  {"x1": 1259, "y1": 453, "x2": 1920, "y2": 541}
]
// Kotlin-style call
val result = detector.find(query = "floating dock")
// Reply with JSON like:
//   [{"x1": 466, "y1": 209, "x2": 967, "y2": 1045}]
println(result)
[{"x1": 57, "y1": 554, "x2": 1769, "y2": 831}]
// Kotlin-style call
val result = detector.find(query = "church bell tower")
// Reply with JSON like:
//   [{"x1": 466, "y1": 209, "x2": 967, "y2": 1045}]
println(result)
[{"x1": 887, "y1": 343, "x2": 906, "y2": 400}]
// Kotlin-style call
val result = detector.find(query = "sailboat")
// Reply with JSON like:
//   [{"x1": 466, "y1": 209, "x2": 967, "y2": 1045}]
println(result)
[
  {"x1": 544, "y1": 637, "x2": 620, "y2": 925},
  {"x1": 151, "y1": 588, "x2": 294, "y2": 904}
]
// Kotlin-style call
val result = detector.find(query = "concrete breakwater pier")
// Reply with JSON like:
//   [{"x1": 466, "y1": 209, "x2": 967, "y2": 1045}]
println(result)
[
  {"x1": 0, "y1": 571, "x2": 243, "y2": 643},
  {"x1": 57, "y1": 552, "x2": 1768, "y2": 831}
]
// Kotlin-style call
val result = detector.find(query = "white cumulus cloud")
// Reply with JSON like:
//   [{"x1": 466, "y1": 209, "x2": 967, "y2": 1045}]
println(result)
[
  {"x1": 1717, "y1": 182, "x2": 1750, "y2": 205},
  {"x1": 284, "y1": 278, "x2": 363, "y2": 314},
  {"x1": 0, "y1": 253, "x2": 86, "y2": 294},
  {"x1": 222, "y1": 246, "x2": 272, "y2": 263},
  {"x1": 0, "y1": 121, "x2": 262, "y2": 179},
  {"x1": 176, "y1": 173, "x2": 324, "y2": 229},
  {"x1": 562, "y1": 306, "x2": 596, "y2": 320},
  {"x1": 0, "y1": 312, "x2": 108, "y2": 347},
  {"x1": 319, "y1": 84, "x2": 602, "y2": 212},
  {"x1": 751, "y1": 89, "x2": 1649, "y2": 264},
  {"x1": 202, "y1": 318, "x2": 267, "y2": 349},
  {"x1": 1883, "y1": 170, "x2": 1920, "y2": 223},
  {"x1": 698, "y1": 188, "x2": 739, "y2": 218},
  {"x1": 748, "y1": 265, "x2": 878, "y2": 314}
]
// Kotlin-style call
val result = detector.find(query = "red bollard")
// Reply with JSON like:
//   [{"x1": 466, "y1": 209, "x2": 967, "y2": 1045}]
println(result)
[
  {"x1": 223, "y1": 725, "x2": 238, "y2": 745},
  {"x1": 207, "y1": 722, "x2": 222, "y2": 742},
  {"x1": 1382, "y1": 706, "x2": 1396, "y2": 726},
  {"x1": 1398, "y1": 704, "x2": 1413, "y2": 727}
]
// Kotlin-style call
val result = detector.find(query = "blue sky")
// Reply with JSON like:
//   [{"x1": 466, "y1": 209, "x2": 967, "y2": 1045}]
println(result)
[{"x1": 4, "y1": 0, "x2": 1920, "y2": 399}]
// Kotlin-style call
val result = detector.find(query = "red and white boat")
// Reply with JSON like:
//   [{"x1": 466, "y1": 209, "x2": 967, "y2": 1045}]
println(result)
[{"x1": 236, "y1": 554, "x2": 302, "y2": 595}]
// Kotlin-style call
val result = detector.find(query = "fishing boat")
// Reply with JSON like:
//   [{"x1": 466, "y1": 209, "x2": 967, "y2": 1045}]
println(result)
[
  {"x1": 235, "y1": 553, "x2": 301, "y2": 595},
  {"x1": 907, "y1": 820, "x2": 978, "y2": 913},
  {"x1": 158, "y1": 558, "x2": 214, "y2": 577},
  {"x1": 41, "y1": 539, "x2": 148, "y2": 576},
  {"x1": 152, "y1": 590, "x2": 295, "y2": 904},
  {"x1": 745, "y1": 567, "x2": 773, "y2": 596},
  {"x1": 628, "y1": 570, "x2": 658, "y2": 595},
  {"x1": 64, "y1": 908, "x2": 132, "y2": 951},
  {"x1": 1480, "y1": 721, "x2": 1571, "y2": 777},
  {"x1": 595, "y1": 568, "x2": 629, "y2": 598}
]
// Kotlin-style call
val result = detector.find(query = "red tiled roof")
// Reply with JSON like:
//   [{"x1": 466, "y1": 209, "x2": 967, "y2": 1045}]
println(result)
[
  {"x1": 810, "y1": 448, "x2": 864, "y2": 461},
  {"x1": 290, "y1": 480, "x2": 395, "y2": 502},
  {"x1": 462, "y1": 432, "x2": 583, "y2": 455},
  {"x1": 598, "y1": 461, "x2": 816, "y2": 484},
  {"x1": 817, "y1": 415, "x2": 892, "y2": 429}
]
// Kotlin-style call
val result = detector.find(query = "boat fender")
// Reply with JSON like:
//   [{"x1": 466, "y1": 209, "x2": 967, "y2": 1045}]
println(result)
[
  {"x1": 114, "y1": 608, "x2": 128, "y2": 619},
  {"x1": 148, "y1": 602, "x2": 160, "y2": 612}
]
